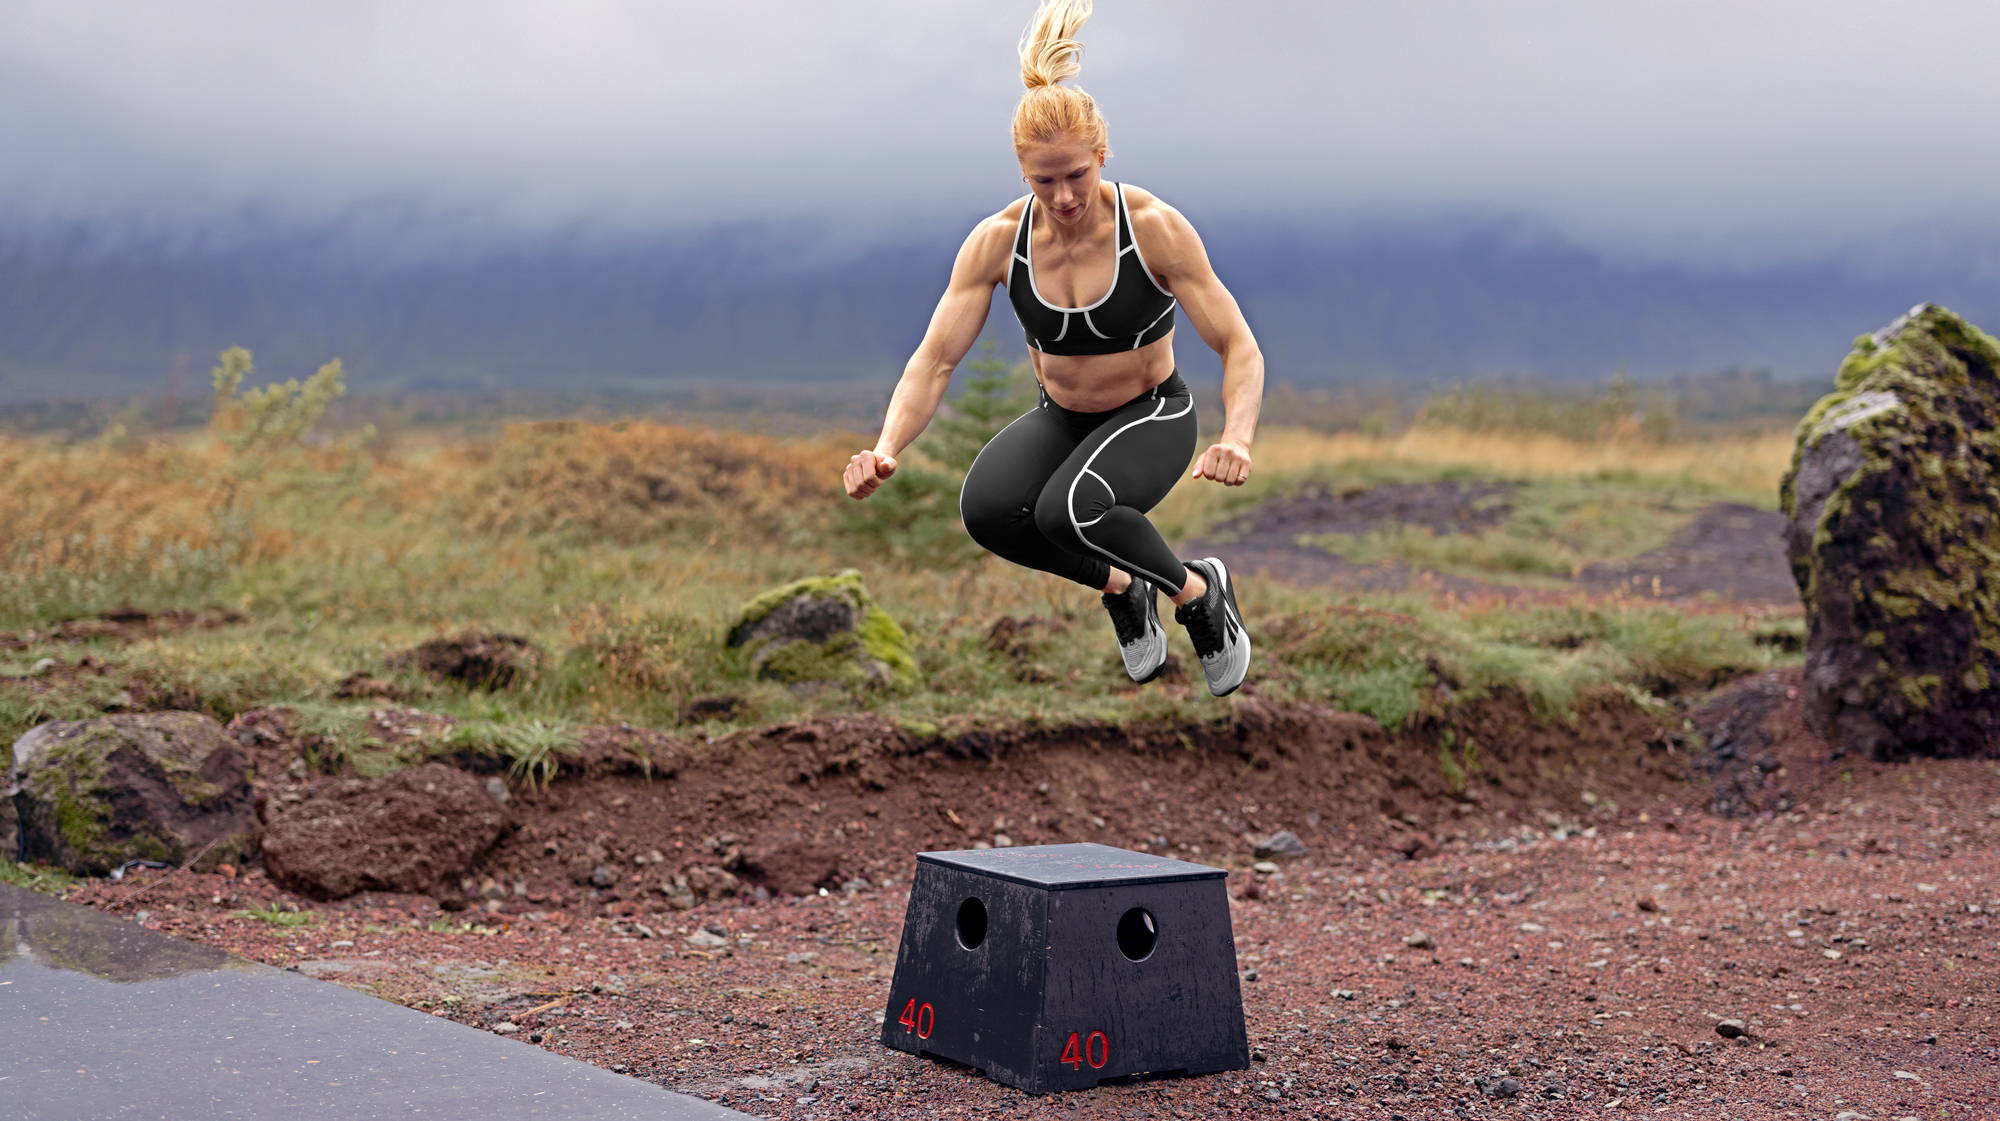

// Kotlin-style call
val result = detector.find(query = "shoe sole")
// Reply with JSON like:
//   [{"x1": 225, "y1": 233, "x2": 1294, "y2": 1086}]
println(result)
[{"x1": 1201, "y1": 557, "x2": 1251, "y2": 697}]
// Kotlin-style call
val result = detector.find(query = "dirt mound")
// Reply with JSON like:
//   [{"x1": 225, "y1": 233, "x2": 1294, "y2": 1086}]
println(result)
[
  {"x1": 0, "y1": 607, "x2": 245, "y2": 649},
  {"x1": 470, "y1": 688, "x2": 1690, "y2": 915},
  {"x1": 390, "y1": 633, "x2": 541, "y2": 690},
  {"x1": 1211, "y1": 478, "x2": 1520, "y2": 539},
  {"x1": 261, "y1": 762, "x2": 512, "y2": 900},
  {"x1": 1579, "y1": 502, "x2": 1795, "y2": 604},
  {"x1": 1190, "y1": 481, "x2": 1797, "y2": 606}
]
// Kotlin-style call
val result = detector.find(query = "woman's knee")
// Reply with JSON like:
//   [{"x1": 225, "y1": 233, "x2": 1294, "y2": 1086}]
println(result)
[{"x1": 1031, "y1": 476, "x2": 1094, "y2": 548}]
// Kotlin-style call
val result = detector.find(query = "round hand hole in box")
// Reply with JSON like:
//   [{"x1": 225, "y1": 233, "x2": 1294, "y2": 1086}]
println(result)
[
  {"x1": 956, "y1": 897, "x2": 987, "y2": 950},
  {"x1": 1117, "y1": 907, "x2": 1158, "y2": 961}
]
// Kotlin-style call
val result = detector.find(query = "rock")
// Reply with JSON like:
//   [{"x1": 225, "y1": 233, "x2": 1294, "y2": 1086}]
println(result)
[
  {"x1": 390, "y1": 632, "x2": 541, "y2": 691},
  {"x1": 724, "y1": 569, "x2": 916, "y2": 691},
  {"x1": 1780, "y1": 304, "x2": 2000, "y2": 758},
  {"x1": 683, "y1": 864, "x2": 741, "y2": 900},
  {"x1": 261, "y1": 763, "x2": 509, "y2": 900},
  {"x1": 737, "y1": 841, "x2": 843, "y2": 897},
  {"x1": 686, "y1": 929, "x2": 729, "y2": 949},
  {"x1": 1479, "y1": 1076, "x2": 1521, "y2": 1099},
  {"x1": 1253, "y1": 830, "x2": 1307, "y2": 860},
  {"x1": 1, "y1": 776, "x2": 16, "y2": 860},
  {"x1": 493, "y1": 1022, "x2": 520, "y2": 1035},
  {"x1": 9, "y1": 712, "x2": 258, "y2": 875},
  {"x1": 1404, "y1": 931, "x2": 1434, "y2": 949},
  {"x1": 1715, "y1": 1019, "x2": 1748, "y2": 1039},
  {"x1": 1252, "y1": 860, "x2": 1280, "y2": 875}
]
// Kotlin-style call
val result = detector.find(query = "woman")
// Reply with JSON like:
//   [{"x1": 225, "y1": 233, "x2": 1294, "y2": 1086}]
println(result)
[{"x1": 843, "y1": 0, "x2": 1263, "y2": 697}]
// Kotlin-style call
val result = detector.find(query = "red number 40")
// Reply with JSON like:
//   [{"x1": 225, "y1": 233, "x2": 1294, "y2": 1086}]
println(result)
[
  {"x1": 1060, "y1": 1030, "x2": 1110, "y2": 1070},
  {"x1": 897, "y1": 998, "x2": 935, "y2": 1040}
]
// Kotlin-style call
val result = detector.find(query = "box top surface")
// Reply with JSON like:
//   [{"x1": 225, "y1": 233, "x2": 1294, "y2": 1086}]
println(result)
[{"x1": 916, "y1": 842, "x2": 1226, "y2": 889}]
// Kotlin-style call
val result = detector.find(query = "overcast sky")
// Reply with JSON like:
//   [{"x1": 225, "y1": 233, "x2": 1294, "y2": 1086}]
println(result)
[{"x1": 5, "y1": 1, "x2": 1999, "y2": 268}]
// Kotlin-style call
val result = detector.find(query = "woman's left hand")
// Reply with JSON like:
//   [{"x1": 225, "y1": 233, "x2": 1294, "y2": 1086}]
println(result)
[{"x1": 1191, "y1": 440, "x2": 1252, "y2": 486}]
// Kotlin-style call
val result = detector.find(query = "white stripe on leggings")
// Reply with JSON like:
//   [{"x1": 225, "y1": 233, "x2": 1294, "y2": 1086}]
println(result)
[{"x1": 1065, "y1": 392, "x2": 1194, "y2": 588}]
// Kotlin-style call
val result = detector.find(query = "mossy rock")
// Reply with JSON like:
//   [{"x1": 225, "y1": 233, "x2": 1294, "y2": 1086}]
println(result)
[
  {"x1": 1779, "y1": 304, "x2": 2000, "y2": 758},
  {"x1": 725, "y1": 569, "x2": 917, "y2": 692},
  {"x1": 8, "y1": 712, "x2": 259, "y2": 875}
]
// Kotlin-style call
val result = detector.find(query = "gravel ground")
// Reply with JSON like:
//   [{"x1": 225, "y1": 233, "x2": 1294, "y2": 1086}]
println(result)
[{"x1": 69, "y1": 714, "x2": 1999, "y2": 1121}]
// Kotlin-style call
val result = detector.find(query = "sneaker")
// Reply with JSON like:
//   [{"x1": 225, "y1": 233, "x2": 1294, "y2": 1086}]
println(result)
[
  {"x1": 1101, "y1": 578, "x2": 1170, "y2": 684},
  {"x1": 1173, "y1": 557, "x2": 1251, "y2": 697}
]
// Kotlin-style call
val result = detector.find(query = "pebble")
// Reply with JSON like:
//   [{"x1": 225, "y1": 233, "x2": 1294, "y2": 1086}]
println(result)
[
  {"x1": 1252, "y1": 861, "x2": 1280, "y2": 875},
  {"x1": 1404, "y1": 931, "x2": 1434, "y2": 949},
  {"x1": 493, "y1": 1022, "x2": 520, "y2": 1035},
  {"x1": 1892, "y1": 1070, "x2": 1920, "y2": 1080},
  {"x1": 1518, "y1": 922, "x2": 1546, "y2": 933},
  {"x1": 686, "y1": 930, "x2": 729, "y2": 949},
  {"x1": 1333, "y1": 988, "x2": 1358, "y2": 1000},
  {"x1": 1834, "y1": 1111, "x2": 1871, "y2": 1121},
  {"x1": 1483, "y1": 1076, "x2": 1521, "y2": 1099},
  {"x1": 1715, "y1": 1019, "x2": 1748, "y2": 1039},
  {"x1": 1251, "y1": 1048, "x2": 1268, "y2": 1062},
  {"x1": 1262, "y1": 1088, "x2": 1282, "y2": 1102}
]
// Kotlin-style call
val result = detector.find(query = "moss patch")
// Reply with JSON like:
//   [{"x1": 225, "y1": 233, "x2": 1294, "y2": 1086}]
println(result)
[
  {"x1": 726, "y1": 569, "x2": 917, "y2": 692},
  {"x1": 1780, "y1": 304, "x2": 2000, "y2": 756}
]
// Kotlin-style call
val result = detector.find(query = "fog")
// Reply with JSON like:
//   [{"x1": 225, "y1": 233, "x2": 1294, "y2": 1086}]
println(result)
[{"x1": 3, "y1": 1, "x2": 1998, "y2": 269}]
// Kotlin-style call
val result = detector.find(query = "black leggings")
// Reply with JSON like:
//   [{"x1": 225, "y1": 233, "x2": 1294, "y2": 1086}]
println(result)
[{"x1": 959, "y1": 371, "x2": 1197, "y2": 595}]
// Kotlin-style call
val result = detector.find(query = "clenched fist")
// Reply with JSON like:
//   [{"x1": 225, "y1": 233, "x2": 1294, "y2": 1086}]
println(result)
[
  {"x1": 1190, "y1": 439, "x2": 1252, "y2": 486},
  {"x1": 843, "y1": 449, "x2": 899, "y2": 499}
]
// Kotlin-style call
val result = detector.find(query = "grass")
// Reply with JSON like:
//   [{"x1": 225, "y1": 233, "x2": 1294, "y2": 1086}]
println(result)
[
  {"x1": 0, "y1": 406, "x2": 1805, "y2": 766},
  {"x1": 0, "y1": 859, "x2": 79, "y2": 893},
  {"x1": 233, "y1": 903, "x2": 314, "y2": 927}
]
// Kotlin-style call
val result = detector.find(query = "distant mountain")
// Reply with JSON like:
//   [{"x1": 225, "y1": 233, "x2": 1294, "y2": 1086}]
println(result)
[{"x1": 1, "y1": 209, "x2": 1992, "y2": 403}]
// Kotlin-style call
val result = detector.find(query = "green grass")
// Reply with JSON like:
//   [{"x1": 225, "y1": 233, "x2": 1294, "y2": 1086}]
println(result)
[
  {"x1": 0, "y1": 859, "x2": 79, "y2": 893},
  {"x1": 234, "y1": 903, "x2": 315, "y2": 927},
  {"x1": 0, "y1": 417, "x2": 1802, "y2": 773}
]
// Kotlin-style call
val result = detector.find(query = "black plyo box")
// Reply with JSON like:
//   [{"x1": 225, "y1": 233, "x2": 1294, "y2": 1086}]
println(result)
[{"x1": 880, "y1": 842, "x2": 1248, "y2": 1093}]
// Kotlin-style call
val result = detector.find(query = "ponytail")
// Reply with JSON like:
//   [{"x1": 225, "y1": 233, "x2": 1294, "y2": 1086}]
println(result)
[{"x1": 1012, "y1": 0, "x2": 1110, "y2": 155}]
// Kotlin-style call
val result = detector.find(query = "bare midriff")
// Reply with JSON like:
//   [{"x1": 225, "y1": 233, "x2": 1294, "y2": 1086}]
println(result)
[{"x1": 1029, "y1": 332, "x2": 1177, "y2": 412}]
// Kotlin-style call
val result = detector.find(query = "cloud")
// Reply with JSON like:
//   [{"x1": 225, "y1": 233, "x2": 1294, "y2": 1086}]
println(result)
[{"x1": 2, "y1": 0, "x2": 1997, "y2": 266}]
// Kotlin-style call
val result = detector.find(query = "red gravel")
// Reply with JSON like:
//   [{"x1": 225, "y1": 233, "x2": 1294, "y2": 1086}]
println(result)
[{"x1": 66, "y1": 671, "x2": 2000, "y2": 1120}]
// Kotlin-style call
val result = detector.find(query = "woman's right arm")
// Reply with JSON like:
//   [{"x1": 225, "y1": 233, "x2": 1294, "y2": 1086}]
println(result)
[{"x1": 845, "y1": 214, "x2": 1012, "y2": 500}]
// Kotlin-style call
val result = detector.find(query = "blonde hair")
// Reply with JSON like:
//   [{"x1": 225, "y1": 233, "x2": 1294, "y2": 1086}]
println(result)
[{"x1": 1012, "y1": 0, "x2": 1110, "y2": 156}]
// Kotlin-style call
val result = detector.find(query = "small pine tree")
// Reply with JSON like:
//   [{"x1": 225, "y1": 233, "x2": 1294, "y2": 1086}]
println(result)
[
  {"x1": 842, "y1": 341, "x2": 1036, "y2": 566},
  {"x1": 207, "y1": 346, "x2": 347, "y2": 512}
]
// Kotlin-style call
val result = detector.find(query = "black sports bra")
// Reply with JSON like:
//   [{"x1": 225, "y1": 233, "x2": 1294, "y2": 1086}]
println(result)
[{"x1": 1006, "y1": 181, "x2": 1178, "y2": 356}]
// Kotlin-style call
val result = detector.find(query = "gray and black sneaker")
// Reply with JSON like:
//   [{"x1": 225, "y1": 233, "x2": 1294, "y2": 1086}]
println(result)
[
  {"x1": 1173, "y1": 557, "x2": 1251, "y2": 697},
  {"x1": 1101, "y1": 578, "x2": 1170, "y2": 684}
]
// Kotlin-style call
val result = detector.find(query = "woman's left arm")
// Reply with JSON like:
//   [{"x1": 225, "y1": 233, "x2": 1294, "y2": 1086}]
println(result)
[{"x1": 1142, "y1": 201, "x2": 1264, "y2": 486}]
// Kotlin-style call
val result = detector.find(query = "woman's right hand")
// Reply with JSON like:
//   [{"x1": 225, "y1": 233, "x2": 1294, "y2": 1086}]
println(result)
[{"x1": 843, "y1": 449, "x2": 898, "y2": 500}]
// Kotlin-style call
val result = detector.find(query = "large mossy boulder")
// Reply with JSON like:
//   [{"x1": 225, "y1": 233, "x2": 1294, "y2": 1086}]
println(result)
[
  {"x1": 8, "y1": 712, "x2": 259, "y2": 875},
  {"x1": 1780, "y1": 304, "x2": 2000, "y2": 758},
  {"x1": 725, "y1": 569, "x2": 917, "y2": 691}
]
